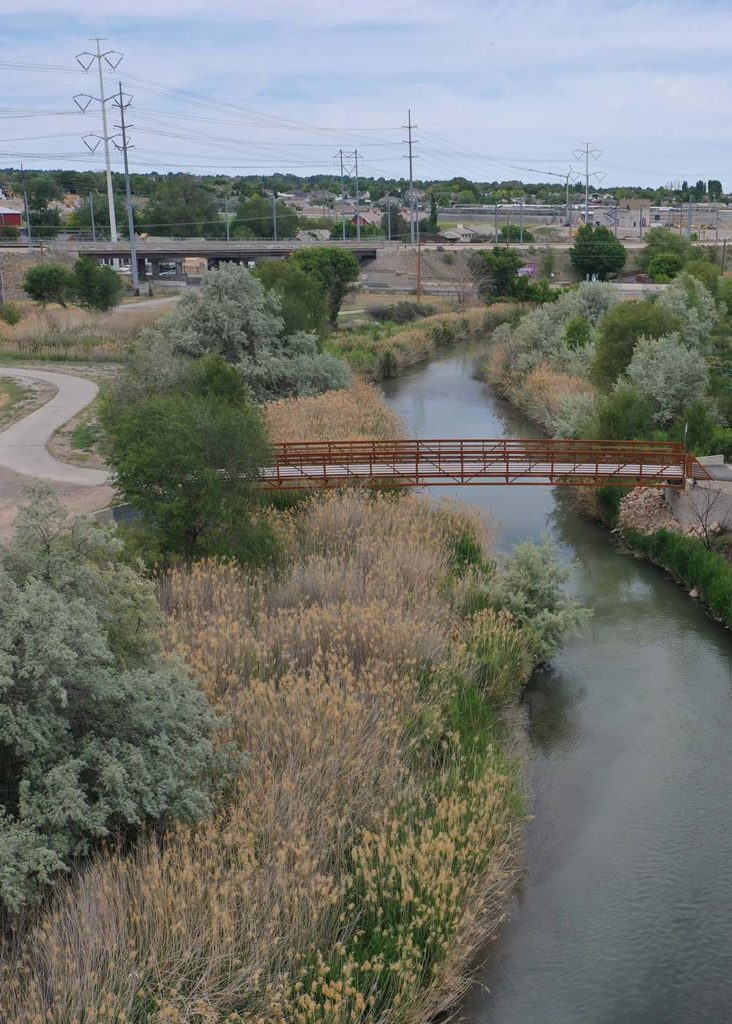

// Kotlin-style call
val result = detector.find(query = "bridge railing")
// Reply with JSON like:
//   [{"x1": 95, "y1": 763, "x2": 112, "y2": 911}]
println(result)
[{"x1": 262, "y1": 437, "x2": 709, "y2": 489}]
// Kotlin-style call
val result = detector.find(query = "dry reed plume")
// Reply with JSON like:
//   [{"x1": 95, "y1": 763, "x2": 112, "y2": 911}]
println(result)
[
  {"x1": 264, "y1": 379, "x2": 403, "y2": 442},
  {"x1": 2, "y1": 491, "x2": 524, "y2": 1024}
]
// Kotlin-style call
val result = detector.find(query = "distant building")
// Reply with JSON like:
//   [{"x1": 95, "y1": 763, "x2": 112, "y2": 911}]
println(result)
[
  {"x1": 0, "y1": 206, "x2": 22, "y2": 228},
  {"x1": 438, "y1": 223, "x2": 479, "y2": 243},
  {"x1": 350, "y1": 211, "x2": 382, "y2": 228}
]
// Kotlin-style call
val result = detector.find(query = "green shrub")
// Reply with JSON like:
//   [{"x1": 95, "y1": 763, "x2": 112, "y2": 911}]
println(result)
[
  {"x1": 648, "y1": 252, "x2": 684, "y2": 281},
  {"x1": 369, "y1": 301, "x2": 436, "y2": 324},
  {"x1": 485, "y1": 540, "x2": 589, "y2": 663},
  {"x1": 0, "y1": 489, "x2": 225, "y2": 912},
  {"x1": 0, "y1": 303, "x2": 21, "y2": 326}
]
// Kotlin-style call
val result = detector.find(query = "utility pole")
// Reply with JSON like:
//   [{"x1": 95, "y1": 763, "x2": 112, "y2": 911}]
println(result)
[
  {"x1": 224, "y1": 193, "x2": 230, "y2": 243},
  {"x1": 112, "y1": 83, "x2": 139, "y2": 295},
  {"x1": 338, "y1": 149, "x2": 346, "y2": 241},
  {"x1": 403, "y1": 109, "x2": 417, "y2": 244},
  {"x1": 272, "y1": 192, "x2": 278, "y2": 242},
  {"x1": 639, "y1": 207, "x2": 643, "y2": 242},
  {"x1": 75, "y1": 40, "x2": 123, "y2": 242},
  {"x1": 519, "y1": 202, "x2": 524, "y2": 244},
  {"x1": 23, "y1": 190, "x2": 32, "y2": 251},
  {"x1": 387, "y1": 196, "x2": 392, "y2": 242},
  {"x1": 573, "y1": 142, "x2": 602, "y2": 222},
  {"x1": 494, "y1": 203, "x2": 498, "y2": 242},
  {"x1": 89, "y1": 191, "x2": 96, "y2": 242},
  {"x1": 336, "y1": 149, "x2": 361, "y2": 241},
  {"x1": 688, "y1": 199, "x2": 693, "y2": 239}
]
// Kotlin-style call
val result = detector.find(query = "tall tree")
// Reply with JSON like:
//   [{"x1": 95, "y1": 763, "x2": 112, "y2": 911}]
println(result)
[
  {"x1": 102, "y1": 357, "x2": 274, "y2": 561},
  {"x1": 290, "y1": 248, "x2": 360, "y2": 325},
  {"x1": 591, "y1": 299, "x2": 680, "y2": 387},
  {"x1": 234, "y1": 195, "x2": 298, "y2": 239},
  {"x1": 468, "y1": 247, "x2": 525, "y2": 300},
  {"x1": 144, "y1": 176, "x2": 222, "y2": 237},
  {"x1": 569, "y1": 224, "x2": 626, "y2": 280}
]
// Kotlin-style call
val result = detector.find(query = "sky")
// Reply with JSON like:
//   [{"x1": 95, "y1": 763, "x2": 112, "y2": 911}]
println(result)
[{"x1": 2, "y1": 0, "x2": 732, "y2": 188}]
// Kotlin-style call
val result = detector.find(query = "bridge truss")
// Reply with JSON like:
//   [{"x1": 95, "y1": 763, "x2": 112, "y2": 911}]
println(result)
[{"x1": 262, "y1": 438, "x2": 710, "y2": 490}]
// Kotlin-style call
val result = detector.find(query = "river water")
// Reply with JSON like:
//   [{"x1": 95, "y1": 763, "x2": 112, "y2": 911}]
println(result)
[{"x1": 381, "y1": 344, "x2": 732, "y2": 1024}]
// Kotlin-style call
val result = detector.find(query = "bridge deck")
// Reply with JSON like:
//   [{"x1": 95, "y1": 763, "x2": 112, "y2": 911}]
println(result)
[{"x1": 262, "y1": 438, "x2": 709, "y2": 489}]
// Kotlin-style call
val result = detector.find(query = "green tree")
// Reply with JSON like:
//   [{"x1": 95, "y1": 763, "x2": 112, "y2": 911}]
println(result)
[
  {"x1": 253, "y1": 260, "x2": 328, "y2": 335},
  {"x1": 73, "y1": 257, "x2": 123, "y2": 311},
  {"x1": 591, "y1": 299, "x2": 680, "y2": 387},
  {"x1": 468, "y1": 247, "x2": 525, "y2": 300},
  {"x1": 427, "y1": 193, "x2": 439, "y2": 233},
  {"x1": 647, "y1": 252, "x2": 684, "y2": 281},
  {"x1": 102, "y1": 356, "x2": 275, "y2": 560},
  {"x1": 638, "y1": 227, "x2": 691, "y2": 270},
  {"x1": 0, "y1": 489, "x2": 223, "y2": 912},
  {"x1": 235, "y1": 195, "x2": 298, "y2": 239},
  {"x1": 569, "y1": 224, "x2": 627, "y2": 280},
  {"x1": 125, "y1": 265, "x2": 349, "y2": 403},
  {"x1": 624, "y1": 333, "x2": 709, "y2": 426},
  {"x1": 497, "y1": 223, "x2": 535, "y2": 243},
  {"x1": 144, "y1": 176, "x2": 222, "y2": 237},
  {"x1": 708, "y1": 179, "x2": 723, "y2": 201},
  {"x1": 564, "y1": 316, "x2": 592, "y2": 349},
  {"x1": 69, "y1": 193, "x2": 128, "y2": 239},
  {"x1": 683, "y1": 258, "x2": 720, "y2": 296},
  {"x1": 22, "y1": 264, "x2": 76, "y2": 308},
  {"x1": 593, "y1": 383, "x2": 656, "y2": 439},
  {"x1": 290, "y1": 247, "x2": 360, "y2": 325}
]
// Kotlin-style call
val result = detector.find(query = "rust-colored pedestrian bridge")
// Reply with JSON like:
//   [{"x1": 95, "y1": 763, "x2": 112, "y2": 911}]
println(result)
[{"x1": 262, "y1": 438, "x2": 710, "y2": 490}]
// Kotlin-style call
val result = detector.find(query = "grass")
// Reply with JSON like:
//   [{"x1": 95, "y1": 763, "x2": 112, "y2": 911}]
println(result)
[
  {"x1": 0, "y1": 305, "x2": 167, "y2": 363},
  {"x1": 2, "y1": 490, "x2": 528, "y2": 1024},
  {"x1": 264, "y1": 379, "x2": 403, "y2": 442},
  {"x1": 0, "y1": 377, "x2": 29, "y2": 427}
]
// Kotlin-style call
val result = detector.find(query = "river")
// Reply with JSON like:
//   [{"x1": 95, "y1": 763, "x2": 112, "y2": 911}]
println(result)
[{"x1": 381, "y1": 343, "x2": 732, "y2": 1024}]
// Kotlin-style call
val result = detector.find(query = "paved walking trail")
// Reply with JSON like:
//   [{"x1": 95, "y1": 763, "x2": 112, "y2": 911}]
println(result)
[{"x1": 0, "y1": 367, "x2": 108, "y2": 485}]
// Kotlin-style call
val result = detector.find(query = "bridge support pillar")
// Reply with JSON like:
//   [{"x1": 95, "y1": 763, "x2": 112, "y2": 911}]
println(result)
[{"x1": 136, "y1": 257, "x2": 147, "y2": 282}]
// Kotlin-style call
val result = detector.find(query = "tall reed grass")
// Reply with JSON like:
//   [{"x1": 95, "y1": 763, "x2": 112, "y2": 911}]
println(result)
[
  {"x1": 2, "y1": 490, "x2": 528, "y2": 1023},
  {"x1": 264, "y1": 379, "x2": 403, "y2": 442},
  {"x1": 0, "y1": 307, "x2": 164, "y2": 362}
]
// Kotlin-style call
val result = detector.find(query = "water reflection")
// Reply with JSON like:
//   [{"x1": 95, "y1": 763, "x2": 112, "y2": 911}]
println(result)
[{"x1": 524, "y1": 665, "x2": 585, "y2": 754}]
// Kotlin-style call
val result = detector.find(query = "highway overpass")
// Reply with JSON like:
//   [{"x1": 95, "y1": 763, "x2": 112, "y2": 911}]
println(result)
[{"x1": 68, "y1": 239, "x2": 383, "y2": 281}]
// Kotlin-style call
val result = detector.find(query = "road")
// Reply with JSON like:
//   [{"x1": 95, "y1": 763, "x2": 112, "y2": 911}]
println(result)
[{"x1": 0, "y1": 367, "x2": 108, "y2": 485}]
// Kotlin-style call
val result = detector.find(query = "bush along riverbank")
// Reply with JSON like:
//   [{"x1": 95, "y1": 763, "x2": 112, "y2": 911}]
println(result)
[
  {"x1": 327, "y1": 305, "x2": 517, "y2": 380},
  {"x1": 476, "y1": 273, "x2": 732, "y2": 627}
]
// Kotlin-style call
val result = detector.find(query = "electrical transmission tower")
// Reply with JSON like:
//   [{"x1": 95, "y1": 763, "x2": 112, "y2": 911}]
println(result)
[
  {"x1": 112, "y1": 83, "x2": 140, "y2": 295},
  {"x1": 403, "y1": 110, "x2": 418, "y2": 243},
  {"x1": 337, "y1": 149, "x2": 361, "y2": 241},
  {"x1": 74, "y1": 39, "x2": 123, "y2": 242},
  {"x1": 572, "y1": 142, "x2": 604, "y2": 222}
]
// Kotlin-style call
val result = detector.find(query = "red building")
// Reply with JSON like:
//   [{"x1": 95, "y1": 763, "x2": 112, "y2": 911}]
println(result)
[{"x1": 0, "y1": 206, "x2": 22, "y2": 228}]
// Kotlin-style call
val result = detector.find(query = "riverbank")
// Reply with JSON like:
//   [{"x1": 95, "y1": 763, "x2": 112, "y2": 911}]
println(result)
[{"x1": 326, "y1": 305, "x2": 515, "y2": 380}]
